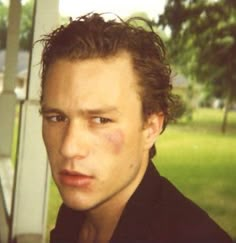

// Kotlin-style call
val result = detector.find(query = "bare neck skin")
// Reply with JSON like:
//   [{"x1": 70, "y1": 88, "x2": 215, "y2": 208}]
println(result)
[
  {"x1": 79, "y1": 153, "x2": 150, "y2": 243},
  {"x1": 78, "y1": 202, "x2": 124, "y2": 243}
]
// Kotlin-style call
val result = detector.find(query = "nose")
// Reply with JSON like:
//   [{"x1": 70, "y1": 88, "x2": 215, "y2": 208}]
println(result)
[{"x1": 60, "y1": 120, "x2": 90, "y2": 159}]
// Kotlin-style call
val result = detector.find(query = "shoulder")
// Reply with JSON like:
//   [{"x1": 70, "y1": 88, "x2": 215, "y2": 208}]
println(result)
[
  {"x1": 114, "y1": 163, "x2": 233, "y2": 243},
  {"x1": 148, "y1": 175, "x2": 233, "y2": 242}
]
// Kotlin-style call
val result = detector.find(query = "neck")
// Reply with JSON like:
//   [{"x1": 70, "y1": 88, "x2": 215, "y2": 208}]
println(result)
[
  {"x1": 79, "y1": 202, "x2": 124, "y2": 243},
  {"x1": 79, "y1": 153, "x2": 150, "y2": 243}
]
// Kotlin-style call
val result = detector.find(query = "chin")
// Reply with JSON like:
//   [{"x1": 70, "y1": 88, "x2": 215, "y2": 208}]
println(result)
[
  {"x1": 59, "y1": 190, "x2": 95, "y2": 211},
  {"x1": 63, "y1": 200, "x2": 90, "y2": 211}
]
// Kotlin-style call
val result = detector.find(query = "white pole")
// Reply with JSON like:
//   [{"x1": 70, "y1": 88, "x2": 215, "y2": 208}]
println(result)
[{"x1": 11, "y1": 0, "x2": 59, "y2": 242}]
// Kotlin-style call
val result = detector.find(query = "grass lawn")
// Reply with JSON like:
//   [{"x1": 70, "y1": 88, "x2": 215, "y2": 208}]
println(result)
[
  {"x1": 154, "y1": 108, "x2": 236, "y2": 239},
  {"x1": 46, "y1": 108, "x2": 236, "y2": 240}
]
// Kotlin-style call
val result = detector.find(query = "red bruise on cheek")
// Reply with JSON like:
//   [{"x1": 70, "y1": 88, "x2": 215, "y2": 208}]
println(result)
[{"x1": 103, "y1": 130, "x2": 124, "y2": 154}]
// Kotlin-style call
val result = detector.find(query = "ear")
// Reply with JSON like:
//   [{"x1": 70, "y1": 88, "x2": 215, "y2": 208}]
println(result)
[{"x1": 143, "y1": 113, "x2": 164, "y2": 150}]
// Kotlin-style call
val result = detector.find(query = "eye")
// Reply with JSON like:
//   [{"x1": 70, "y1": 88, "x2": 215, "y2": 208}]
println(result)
[
  {"x1": 92, "y1": 117, "x2": 112, "y2": 124},
  {"x1": 44, "y1": 114, "x2": 67, "y2": 123}
]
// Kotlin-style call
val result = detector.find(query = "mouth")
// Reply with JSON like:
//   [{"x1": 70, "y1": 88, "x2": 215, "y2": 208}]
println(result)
[{"x1": 59, "y1": 170, "x2": 93, "y2": 187}]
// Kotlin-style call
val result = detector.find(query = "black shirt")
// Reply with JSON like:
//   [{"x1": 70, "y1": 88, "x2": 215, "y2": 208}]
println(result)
[{"x1": 50, "y1": 162, "x2": 233, "y2": 243}]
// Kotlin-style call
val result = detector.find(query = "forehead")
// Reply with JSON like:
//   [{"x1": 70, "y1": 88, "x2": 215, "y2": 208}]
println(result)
[
  {"x1": 42, "y1": 52, "x2": 141, "y2": 111},
  {"x1": 44, "y1": 51, "x2": 138, "y2": 85}
]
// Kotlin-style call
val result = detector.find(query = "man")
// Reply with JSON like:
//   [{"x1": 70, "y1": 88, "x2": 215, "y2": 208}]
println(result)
[{"x1": 39, "y1": 13, "x2": 232, "y2": 243}]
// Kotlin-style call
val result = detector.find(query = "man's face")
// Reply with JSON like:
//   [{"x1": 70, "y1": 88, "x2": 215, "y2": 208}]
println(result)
[{"x1": 41, "y1": 52, "x2": 160, "y2": 211}]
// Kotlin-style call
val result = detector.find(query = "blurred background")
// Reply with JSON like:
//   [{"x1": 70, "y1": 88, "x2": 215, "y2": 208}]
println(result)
[{"x1": 0, "y1": 0, "x2": 235, "y2": 242}]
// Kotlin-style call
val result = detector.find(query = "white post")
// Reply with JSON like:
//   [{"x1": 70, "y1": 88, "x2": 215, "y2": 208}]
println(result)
[
  {"x1": 11, "y1": 0, "x2": 59, "y2": 242},
  {"x1": 0, "y1": 0, "x2": 21, "y2": 242},
  {"x1": 0, "y1": 0, "x2": 21, "y2": 157}
]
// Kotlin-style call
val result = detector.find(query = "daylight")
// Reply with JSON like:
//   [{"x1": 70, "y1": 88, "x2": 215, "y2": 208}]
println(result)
[{"x1": 59, "y1": 0, "x2": 166, "y2": 19}]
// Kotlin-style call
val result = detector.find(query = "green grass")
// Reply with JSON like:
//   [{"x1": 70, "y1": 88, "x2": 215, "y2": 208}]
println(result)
[
  {"x1": 44, "y1": 108, "x2": 236, "y2": 240},
  {"x1": 11, "y1": 104, "x2": 20, "y2": 163},
  {"x1": 154, "y1": 108, "x2": 236, "y2": 239}
]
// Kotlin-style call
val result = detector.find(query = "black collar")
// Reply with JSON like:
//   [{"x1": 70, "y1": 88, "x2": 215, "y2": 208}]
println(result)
[{"x1": 110, "y1": 162, "x2": 161, "y2": 242}]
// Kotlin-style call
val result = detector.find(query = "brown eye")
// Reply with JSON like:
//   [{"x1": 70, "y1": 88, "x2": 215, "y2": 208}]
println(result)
[
  {"x1": 45, "y1": 114, "x2": 67, "y2": 123},
  {"x1": 92, "y1": 117, "x2": 112, "y2": 124}
]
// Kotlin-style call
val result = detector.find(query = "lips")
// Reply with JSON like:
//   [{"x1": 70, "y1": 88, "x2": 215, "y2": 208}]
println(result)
[{"x1": 59, "y1": 170, "x2": 93, "y2": 187}]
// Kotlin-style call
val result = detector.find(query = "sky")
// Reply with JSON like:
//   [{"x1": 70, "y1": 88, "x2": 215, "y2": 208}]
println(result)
[
  {"x1": 59, "y1": 0, "x2": 167, "y2": 20},
  {"x1": 3, "y1": 0, "x2": 167, "y2": 20}
]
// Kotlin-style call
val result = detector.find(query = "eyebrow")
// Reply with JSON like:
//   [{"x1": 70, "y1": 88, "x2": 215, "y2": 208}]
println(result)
[
  {"x1": 84, "y1": 107, "x2": 120, "y2": 115},
  {"x1": 40, "y1": 106, "x2": 65, "y2": 115},
  {"x1": 40, "y1": 105, "x2": 120, "y2": 116}
]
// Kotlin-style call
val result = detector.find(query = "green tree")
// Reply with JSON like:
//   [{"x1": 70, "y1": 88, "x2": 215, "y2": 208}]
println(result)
[
  {"x1": 0, "y1": 1, "x2": 8, "y2": 49},
  {"x1": 20, "y1": 0, "x2": 34, "y2": 50},
  {"x1": 158, "y1": 0, "x2": 236, "y2": 132},
  {"x1": 0, "y1": 0, "x2": 34, "y2": 50}
]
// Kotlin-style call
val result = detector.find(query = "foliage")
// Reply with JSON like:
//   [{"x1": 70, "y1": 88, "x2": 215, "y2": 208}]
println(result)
[
  {"x1": 0, "y1": 2, "x2": 7, "y2": 49},
  {"x1": 19, "y1": 0, "x2": 34, "y2": 50},
  {"x1": 157, "y1": 0, "x2": 236, "y2": 132},
  {"x1": 0, "y1": 0, "x2": 34, "y2": 50}
]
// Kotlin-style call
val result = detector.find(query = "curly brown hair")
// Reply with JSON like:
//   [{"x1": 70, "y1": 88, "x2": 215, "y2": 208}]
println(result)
[{"x1": 39, "y1": 13, "x2": 181, "y2": 158}]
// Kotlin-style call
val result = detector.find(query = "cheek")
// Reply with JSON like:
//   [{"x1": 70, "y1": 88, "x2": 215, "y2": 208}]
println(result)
[
  {"x1": 42, "y1": 124, "x2": 59, "y2": 156},
  {"x1": 102, "y1": 129, "x2": 124, "y2": 154},
  {"x1": 42, "y1": 126, "x2": 49, "y2": 150},
  {"x1": 42, "y1": 125, "x2": 52, "y2": 148}
]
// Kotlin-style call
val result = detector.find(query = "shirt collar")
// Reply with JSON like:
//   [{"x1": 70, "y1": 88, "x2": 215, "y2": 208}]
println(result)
[{"x1": 110, "y1": 161, "x2": 161, "y2": 242}]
